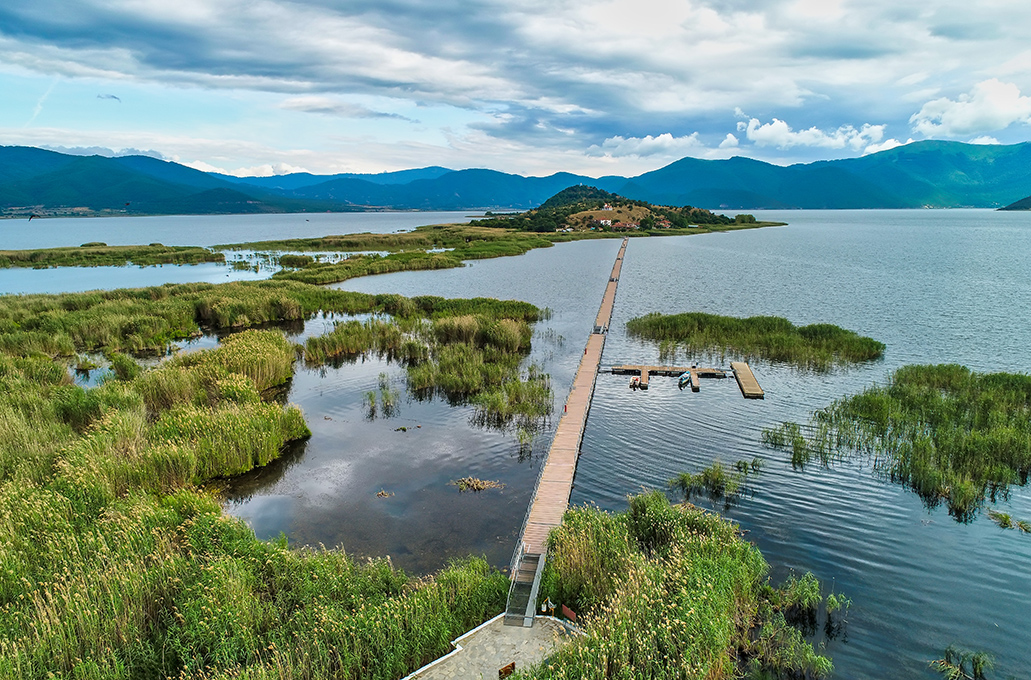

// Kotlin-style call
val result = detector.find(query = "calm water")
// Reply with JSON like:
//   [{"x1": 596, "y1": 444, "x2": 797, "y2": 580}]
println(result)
[
  {"x1": 0, "y1": 211, "x2": 475, "y2": 295},
  {"x1": 0, "y1": 211, "x2": 478, "y2": 249},
  {"x1": 8, "y1": 210, "x2": 1031, "y2": 678}
]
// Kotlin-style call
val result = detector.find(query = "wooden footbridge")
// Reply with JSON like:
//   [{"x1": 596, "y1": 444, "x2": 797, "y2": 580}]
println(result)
[
  {"x1": 504, "y1": 236, "x2": 627, "y2": 627},
  {"x1": 503, "y1": 236, "x2": 764, "y2": 627}
]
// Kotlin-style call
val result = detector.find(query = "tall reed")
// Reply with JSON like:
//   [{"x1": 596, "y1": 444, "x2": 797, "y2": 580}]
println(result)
[
  {"x1": 526, "y1": 492, "x2": 832, "y2": 679},
  {"x1": 627, "y1": 311, "x2": 884, "y2": 370},
  {"x1": 763, "y1": 364, "x2": 1031, "y2": 521}
]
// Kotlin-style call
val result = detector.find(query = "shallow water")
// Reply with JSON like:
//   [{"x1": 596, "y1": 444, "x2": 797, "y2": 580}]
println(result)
[{"x1": 0, "y1": 210, "x2": 479, "y2": 249}]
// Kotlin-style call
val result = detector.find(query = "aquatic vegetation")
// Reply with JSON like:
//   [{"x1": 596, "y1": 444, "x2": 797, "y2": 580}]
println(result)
[
  {"x1": 669, "y1": 458, "x2": 760, "y2": 505},
  {"x1": 0, "y1": 289, "x2": 510, "y2": 678},
  {"x1": 930, "y1": 646, "x2": 994, "y2": 680},
  {"x1": 626, "y1": 311, "x2": 884, "y2": 370},
  {"x1": 763, "y1": 364, "x2": 1031, "y2": 522},
  {"x1": 452, "y1": 477, "x2": 505, "y2": 492},
  {"x1": 527, "y1": 492, "x2": 832, "y2": 680},
  {"x1": 988, "y1": 510, "x2": 1030, "y2": 533},
  {"x1": 825, "y1": 591, "x2": 852, "y2": 616},
  {"x1": 277, "y1": 253, "x2": 314, "y2": 268},
  {"x1": 0, "y1": 280, "x2": 542, "y2": 357},
  {"x1": 0, "y1": 243, "x2": 223, "y2": 268}
]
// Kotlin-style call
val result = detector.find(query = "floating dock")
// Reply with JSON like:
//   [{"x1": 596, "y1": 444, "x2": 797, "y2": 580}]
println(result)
[
  {"x1": 505, "y1": 237, "x2": 628, "y2": 627},
  {"x1": 730, "y1": 361, "x2": 765, "y2": 399},
  {"x1": 609, "y1": 363, "x2": 763, "y2": 398},
  {"x1": 610, "y1": 365, "x2": 724, "y2": 390}
]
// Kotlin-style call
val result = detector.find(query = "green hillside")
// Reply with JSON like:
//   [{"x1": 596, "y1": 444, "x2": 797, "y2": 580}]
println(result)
[{"x1": 5, "y1": 140, "x2": 1031, "y2": 215}]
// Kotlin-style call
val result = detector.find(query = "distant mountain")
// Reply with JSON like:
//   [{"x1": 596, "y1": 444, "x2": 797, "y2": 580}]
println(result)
[
  {"x1": 213, "y1": 166, "x2": 454, "y2": 191},
  {"x1": 999, "y1": 195, "x2": 1031, "y2": 210},
  {"x1": 210, "y1": 140, "x2": 1031, "y2": 210},
  {"x1": 0, "y1": 146, "x2": 354, "y2": 217},
  {"x1": 4, "y1": 140, "x2": 1031, "y2": 217}
]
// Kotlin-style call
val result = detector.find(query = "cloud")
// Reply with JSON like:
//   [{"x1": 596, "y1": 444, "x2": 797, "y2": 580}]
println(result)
[
  {"x1": 280, "y1": 96, "x2": 416, "y2": 122},
  {"x1": 863, "y1": 138, "x2": 910, "y2": 154},
  {"x1": 6, "y1": 1, "x2": 1031, "y2": 171},
  {"x1": 719, "y1": 133, "x2": 739, "y2": 149},
  {"x1": 968, "y1": 136, "x2": 1001, "y2": 145},
  {"x1": 739, "y1": 117, "x2": 887, "y2": 151},
  {"x1": 182, "y1": 160, "x2": 310, "y2": 177},
  {"x1": 40, "y1": 144, "x2": 165, "y2": 158},
  {"x1": 97, "y1": 93, "x2": 121, "y2": 102},
  {"x1": 586, "y1": 133, "x2": 704, "y2": 158},
  {"x1": 25, "y1": 79, "x2": 57, "y2": 126},
  {"x1": 910, "y1": 79, "x2": 1031, "y2": 137}
]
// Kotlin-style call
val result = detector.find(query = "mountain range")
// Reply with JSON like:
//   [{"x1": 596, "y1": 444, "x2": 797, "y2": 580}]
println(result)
[{"x1": 3, "y1": 141, "x2": 1031, "y2": 216}]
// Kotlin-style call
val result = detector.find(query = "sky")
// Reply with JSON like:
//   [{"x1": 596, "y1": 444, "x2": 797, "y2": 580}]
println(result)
[{"x1": 2, "y1": 0, "x2": 1031, "y2": 178}]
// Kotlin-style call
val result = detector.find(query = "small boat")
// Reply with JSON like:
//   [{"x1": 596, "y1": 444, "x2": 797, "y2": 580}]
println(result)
[
  {"x1": 629, "y1": 376, "x2": 640, "y2": 390},
  {"x1": 678, "y1": 371, "x2": 692, "y2": 390}
]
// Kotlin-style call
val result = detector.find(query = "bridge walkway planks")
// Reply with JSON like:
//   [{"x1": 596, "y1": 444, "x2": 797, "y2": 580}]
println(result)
[{"x1": 505, "y1": 236, "x2": 627, "y2": 626}]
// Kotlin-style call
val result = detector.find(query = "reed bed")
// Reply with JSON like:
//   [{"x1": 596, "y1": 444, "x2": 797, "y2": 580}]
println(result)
[
  {"x1": 0, "y1": 281, "x2": 541, "y2": 356},
  {"x1": 0, "y1": 295, "x2": 510, "y2": 679},
  {"x1": 0, "y1": 244, "x2": 223, "y2": 269},
  {"x1": 762, "y1": 364, "x2": 1031, "y2": 521},
  {"x1": 626, "y1": 312, "x2": 884, "y2": 370},
  {"x1": 302, "y1": 309, "x2": 552, "y2": 428},
  {"x1": 524, "y1": 492, "x2": 832, "y2": 679}
]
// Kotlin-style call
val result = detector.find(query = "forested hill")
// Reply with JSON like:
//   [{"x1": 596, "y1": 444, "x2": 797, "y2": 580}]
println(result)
[
  {"x1": 471, "y1": 187, "x2": 756, "y2": 232},
  {"x1": 4, "y1": 140, "x2": 1031, "y2": 216}
]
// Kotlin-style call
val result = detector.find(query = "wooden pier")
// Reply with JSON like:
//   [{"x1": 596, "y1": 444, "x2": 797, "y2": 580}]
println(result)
[
  {"x1": 504, "y1": 236, "x2": 628, "y2": 627},
  {"x1": 730, "y1": 361, "x2": 765, "y2": 399},
  {"x1": 610, "y1": 364, "x2": 725, "y2": 391}
]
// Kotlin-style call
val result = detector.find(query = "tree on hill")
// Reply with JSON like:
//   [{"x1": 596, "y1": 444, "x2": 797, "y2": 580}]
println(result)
[{"x1": 538, "y1": 185, "x2": 620, "y2": 210}]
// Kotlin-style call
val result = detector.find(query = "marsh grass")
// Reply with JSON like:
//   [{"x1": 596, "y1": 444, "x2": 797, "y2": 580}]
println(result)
[
  {"x1": 302, "y1": 307, "x2": 552, "y2": 428},
  {"x1": 762, "y1": 364, "x2": 1031, "y2": 522},
  {"x1": 626, "y1": 312, "x2": 884, "y2": 371},
  {"x1": 0, "y1": 244, "x2": 223, "y2": 269},
  {"x1": 930, "y1": 646, "x2": 994, "y2": 680},
  {"x1": 0, "y1": 291, "x2": 510, "y2": 679},
  {"x1": 669, "y1": 459, "x2": 761, "y2": 507},
  {"x1": 524, "y1": 492, "x2": 832, "y2": 680}
]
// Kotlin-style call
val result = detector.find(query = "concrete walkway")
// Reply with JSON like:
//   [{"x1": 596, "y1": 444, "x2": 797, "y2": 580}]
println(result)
[{"x1": 405, "y1": 615, "x2": 573, "y2": 680}]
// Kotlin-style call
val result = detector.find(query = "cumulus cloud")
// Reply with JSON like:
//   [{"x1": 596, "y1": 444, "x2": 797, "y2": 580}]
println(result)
[
  {"x1": 738, "y1": 117, "x2": 887, "y2": 151},
  {"x1": 969, "y1": 136, "x2": 1001, "y2": 145},
  {"x1": 183, "y1": 160, "x2": 310, "y2": 177},
  {"x1": 40, "y1": 144, "x2": 166, "y2": 159},
  {"x1": 910, "y1": 79, "x2": 1031, "y2": 137},
  {"x1": 585, "y1": 133, "x2": 704, "y2": 158},
  {"x1": 862, "y1": 138, "x2": 910, "y2": 154},
  {"x1": 6, "y1": 1, "x2": 1031, "y2": 171}
]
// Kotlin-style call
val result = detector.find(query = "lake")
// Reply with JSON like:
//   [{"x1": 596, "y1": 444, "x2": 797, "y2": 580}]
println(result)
[{"x1": 8, "y1": 209, "x2": 1031, "y2": 679}]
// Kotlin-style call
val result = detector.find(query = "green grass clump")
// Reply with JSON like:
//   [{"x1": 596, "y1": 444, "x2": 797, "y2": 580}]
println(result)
[
  {"x1": 626, "y1": 311, "x2": 884, "y2": 370},
  {"x1": 0, "y1": 281, "x2": 542, "y2": 357},
  {"x1": 302, "y1": 309, "x2": 551, "y2": 429},
  {"x1": 0, "y1": 244, "x2": 223, "y2": 269},
  {"x1": 527, "y1": 492, "x2": 832, "y2": 679},
  {"x1": 669, "y1": 459, "x2": 757, "y2": 504},
  {"x1": 762, "y1": 364, "x2": 1031, "y2": 522}
]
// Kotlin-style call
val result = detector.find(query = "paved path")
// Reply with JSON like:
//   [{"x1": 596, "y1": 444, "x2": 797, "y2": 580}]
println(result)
[{"x1": 407, "y1": 615, "x2": 572, "y2": 680}]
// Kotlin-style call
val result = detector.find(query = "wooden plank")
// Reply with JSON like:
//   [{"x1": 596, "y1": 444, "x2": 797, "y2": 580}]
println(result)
[
  {"x1": 513, "y1": 238, "x2": 627, "y2": 566},
  {"x1": 731, "y1": 361, "x2": 764, "y2": 399}
]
